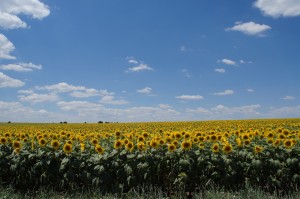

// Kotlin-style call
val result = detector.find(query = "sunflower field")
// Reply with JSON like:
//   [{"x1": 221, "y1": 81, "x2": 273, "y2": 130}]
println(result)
[{"x1": 1, "y1": 119, "x2": 300, "y2": 194}]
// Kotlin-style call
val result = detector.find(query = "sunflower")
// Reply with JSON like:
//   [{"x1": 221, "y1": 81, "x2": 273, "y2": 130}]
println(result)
[
  {"x1": 159, "y1": 139, "x2": 165, "y2": 145},
  {"x1": 125, "y1": 141, "x2": 134, "y2": 152},
  {"x1": 278, "y1": 133, "x2": 286, "y2": 140},
  {"x1": 273, "y1": 139, "x2": 281, "y2": 147},
  {"x1": 210, "y1": 135, "x2": 217, "y2": 142},
  {"x1": 222, "y1": 143, "x2": 233, "y2": 154},
  {"x1": 254, "y1": 145, "x2": 263, "y2": 154},
  {"x1": 184, "y1": 133, "x2": 191, "y2": 139},
  {"x1": 168, "y1": 144, "x2": 176, "y2": 152},
  {"x1": 172, "y1": 140, "x2": 178, "y2": 146},
  {"x1": 212, "y1": 143, "x2": 219, "y2": 153},
  {"x1": 91, "y1": 139, "x2": 98, "y2": 145},
  {"x1": 13, "y1": 140, "x2": 21, "y2": 149},
  {"x1": 115, "y1": 131, "x2": 121, "y2": 138},
  {"x1": 175, "y1": 132, "x2": 182, "y2": 139},
  {"x1": 242, "y1": 134, "x2": 250, "y2": 140},
  {"x1": 114, "y1": 140, "x2": 123, "y2": 149},
  {"x1": 142, "y1": 132, "x2": 149, "y2": 138},
  {"x1": 138, "y1": 136, "x2": 145, "y2": 142},
  {"x1": 165, "y1": 136, "x2": 172, "y2": 143},
  {"x1": 14, "y1": 148, "x2": 21, "y2": 154},
  {"x1": 284, "y1": 139, "x2": 294, "y2": 149},
  {"x1": 199, "y1": 143, "x2": 205, "y2": 149},
  {"x1": 150, "y1": 140, "x2": 159, "y2": 149},
  {"x1": 95, "y1": 144, "x2": 104, "y2": 154},
  {"x1": 51, "y1": 140, "x2": 60, "y2": 150},
  {"x1": 244, "y1": 139, "x2": 251, "y2": 145},
  {"x1": 181, "y1": 140, "x2": 192, "y2": 150},
  {"x1": 38, "y1": 138, "x2": 47, "y2": 147},
  {"x1": 80, "y1": 143, "x2": 85, "y2": 151},
  {"x1": 137, "y1": 142, "x2": 146, "y2": 151},
  {"x1": 198, "y1": 136, "x2": 205, "y2": 142},
  {"x1": 0, "y1": 137, "x2": 6, "y2": 145},
  {"x1": 63, "y1": 143, "x2": 72, "y2": 154}
]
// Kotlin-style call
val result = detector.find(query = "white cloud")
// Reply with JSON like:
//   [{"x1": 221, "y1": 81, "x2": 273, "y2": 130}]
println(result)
[
  {"x1": 128, "y1": 63, "x2": 153, "y2": 72},
  {"x1": 282, "y1": 96, "x2": 296, "y2": 100},
  {"x1": 176, "y1": 95, "x2": 204, "y2": 100},
  {"x1": 180, "y1": 46, "x2": 187, "y2": 52},
  {"x1": 226, "y1": 21, "x2": 271, "y2": 36},
  {"x1": 181, "y1": 69, "x2": 192, "y2": 78},
  {"x1": 18, "y1": 92, "x2": 59, "y2": 103},
  {"x1": 254, "y1": 0, "x2": 300, "y2": 18},
  {"x1": 211, "y1": 104, "x2": 261, "y2": 115},
  {"x1": 100, "y1": 95, "x2": 129, "y2": 105},
  {"x1": 128, "y1": 59, "x2": 138, "y2": 64},
  {"x1": 214, "y1": 68, "x2": 225, "y2": 73},
  {"x1": 0, "y1": 34, "x2": 16, "y2": 60},
  {"x1": 159, "y1": 104, "x2": 172, "y2": 109},
  {"x1": 0, "y1": 0, "x2": 50, "y2": 29},
  {"x1": 267, "y1": 106, "x2": 300, "y2": 118},
  {"x1": 137, "y1": 87, "x2": 152, "y2": 94},
  {"x1": 220, "y1": 59, "x2": 236, "y2": 66},
  {"x1": 36, "y1": 82, "x2": 86, "y2": 93},
  {"x1": 18, "y1": 89, "x2": 34, "y2": 94},
  {"x1": 247, "y1": 89, "x2": 255, "y2": 92},
  {"x1": 0, "y1": 62, "x2": 42, "y2": 72},
  {"x1": 214, "y1": 89, "x2": 234, "y2": 96},
  {"x1": 70, "y1": 89, "x2": 112, "y2": 98},
  {"x1": 0, "y1": 72, "x2": 24, "y2": 88}
]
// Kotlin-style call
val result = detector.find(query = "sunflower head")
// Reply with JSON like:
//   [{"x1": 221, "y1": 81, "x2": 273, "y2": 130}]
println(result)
[
  {"x1": 0, "y1": 137, "x2": 6, "y2": 145},
  {"x1": 181, "y1": 140, "x2": 192, "y2": 150},
  {"x1": 212, "y1": 143, "x2": 219, "y2": 153},
  {"x1": 63, "y1": 143, "x2": 72, "y2": 154},
  {"x1": 125, "y1": 141, "x2": 134, "y2": 152},
  {"x1": 13, "y1": 140, "x2": 21, "y2": 149},
  {"x1": 51, "y1": 140, "x2": 60, "y2": 150},
  {"x1": 222, "y1": 144, "x2": 233, "y2": 154},
  {"x1": 254, "y1": 145, "x2": 263, "y2": 154},
  {"x1": 38, "y1": 138, "x2": 47, "y2": 147},
  {"x1": 284, "y1": 139, "x2": 294, "y2": 149},
  {"x1": 150, "y1": 140, "x2": 159, "y2": 149},
  {"x1": 114, "y1": 140, "x2": 123, "y2": 149},
  {"x1": 168, "y1": 144, "x2": 176, "y2": 152},
  {"x1": 137, "y1": 142, "x2": 146, "y2": 151},
  {"x1": 95, "y1": 144, "x2": 104, "y2": 154}
]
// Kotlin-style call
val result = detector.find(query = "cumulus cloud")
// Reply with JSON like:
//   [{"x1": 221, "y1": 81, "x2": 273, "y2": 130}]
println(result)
[
  {"x1": 0, "y1": 0, "x2": 50, "y2": 29},
  {"x1": 247, "y1": 89, "x2": 255, "y2": 92},
  {"x1": 282, "y1": 96, "x2": 296, "y2": 100},
  {"x1": 254, "y1": 0, "x2": 300, "y2": 18},
  {"x1": 128, "y1": 63, "x2": 153, "y2": 72},
  {"x1": 18, "y1": 92, "x2": 59, "y2": 103},
  {"x1": 0, "y1": 34, "x2": 16, "y2": 60},
  {"x1": 137, "y1": 87, "x2": 152, "y2": 94},
  {"x1": 159, "y1": 104, "x2": 172, "y2": 109},
  {"x1": 219, "y1": 59, "x2": 236, "y2": 66},
  {"x1": 0, "y1": 62, "x2": 42, "y2": 72},
  {"x1": 226, "y1": 21, "x2": 271, "y2": 36},
  {"x1": 70, "y1": 89, "x2": 112, "y2": 98},
  {"x1": 36, "y1": 82, "x2": 86, "y2": 93},
  {"x1": 0, "y1": 72, "x2": 24, "y2": 88},
  {"x1": 214, "y1": 89, "x2": 234, "y2": 96},
  {"x1": 180, "y1": 46, "x2": 187, "y2": 52},
  {"x1": 99, "y1": 95, "x2": 129, "y2": 105},
  {"x1": 214, "y1": 68, "x2": 225, "y2": 73},
  {"x1": 176, "y1": 95, "x2": 204, "y2": 100}
]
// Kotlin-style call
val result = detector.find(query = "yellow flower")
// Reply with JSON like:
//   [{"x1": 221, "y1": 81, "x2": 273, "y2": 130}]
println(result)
[
  {"x1": 181, "y1": 140, "x2": 192, "y2": 150},
  {"x1": 199, "y1": 143, "x2": 205, "y2": 149},
  {"x1": 115, "y1": 131, "x2": 121, "y2": 138},
  {"x1": 63, "y1": 143, "x2": 72, "y2": 154},
  {"x1": 80, "y1": 143, "x2": 85, "y2": 151},
  {"x1": 114, "y1": 140, "x2": 123, "y2": 149},
  {"x1": 244, "y1": 139, "x2": 251, "y2": 145},
  {"x1": 51, "y1": 140, "x2": 60, "y2": 150},
  {"x1": 138, "y1": 136, "x2": 145, "y2": 142},
  {"x1": 0, "y1": 137, "x2": 6, "y2": 145},
  {"x1": 212, "y1": 143, "x2": 219, "y2": 153},
  {"x1": 168, "y1": 143, "x2": 176, "y2": 152},
  {"x1": 125, "y1": 141, "x2": 134, "y2": 152},
  {"x1": 137, "y1": 142, "x2": 146, "y2": 151},
  {"x1": 150, "y1": 140, "x2": 159, "y2": 149},
  {"x1": 95, "y1": 144, "x2": 104, "y2": 154},
  {"x1": 222, "y1": 143, "x2": 233, "y2": 154},
  {"x1": 91, "y1": 138, "x2": 98, "y2": 145},
  {"x1": 13, "y1": 140, "x2": 21, "y2": 149},
  {"x1": 254, "y1": 145, "x2": 263, "y2": 153},
  {"x1": 38, "y1": 138, "x2": 47, "y2": 147},
  {"x1": 284, "y1": 139, "x2": 294, "y2": 149}
]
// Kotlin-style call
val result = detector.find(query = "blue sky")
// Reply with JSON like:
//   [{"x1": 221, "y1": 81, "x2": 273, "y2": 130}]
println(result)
[{"x1": 0, "y1": 0, "x2": 300, "y2": 122}]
